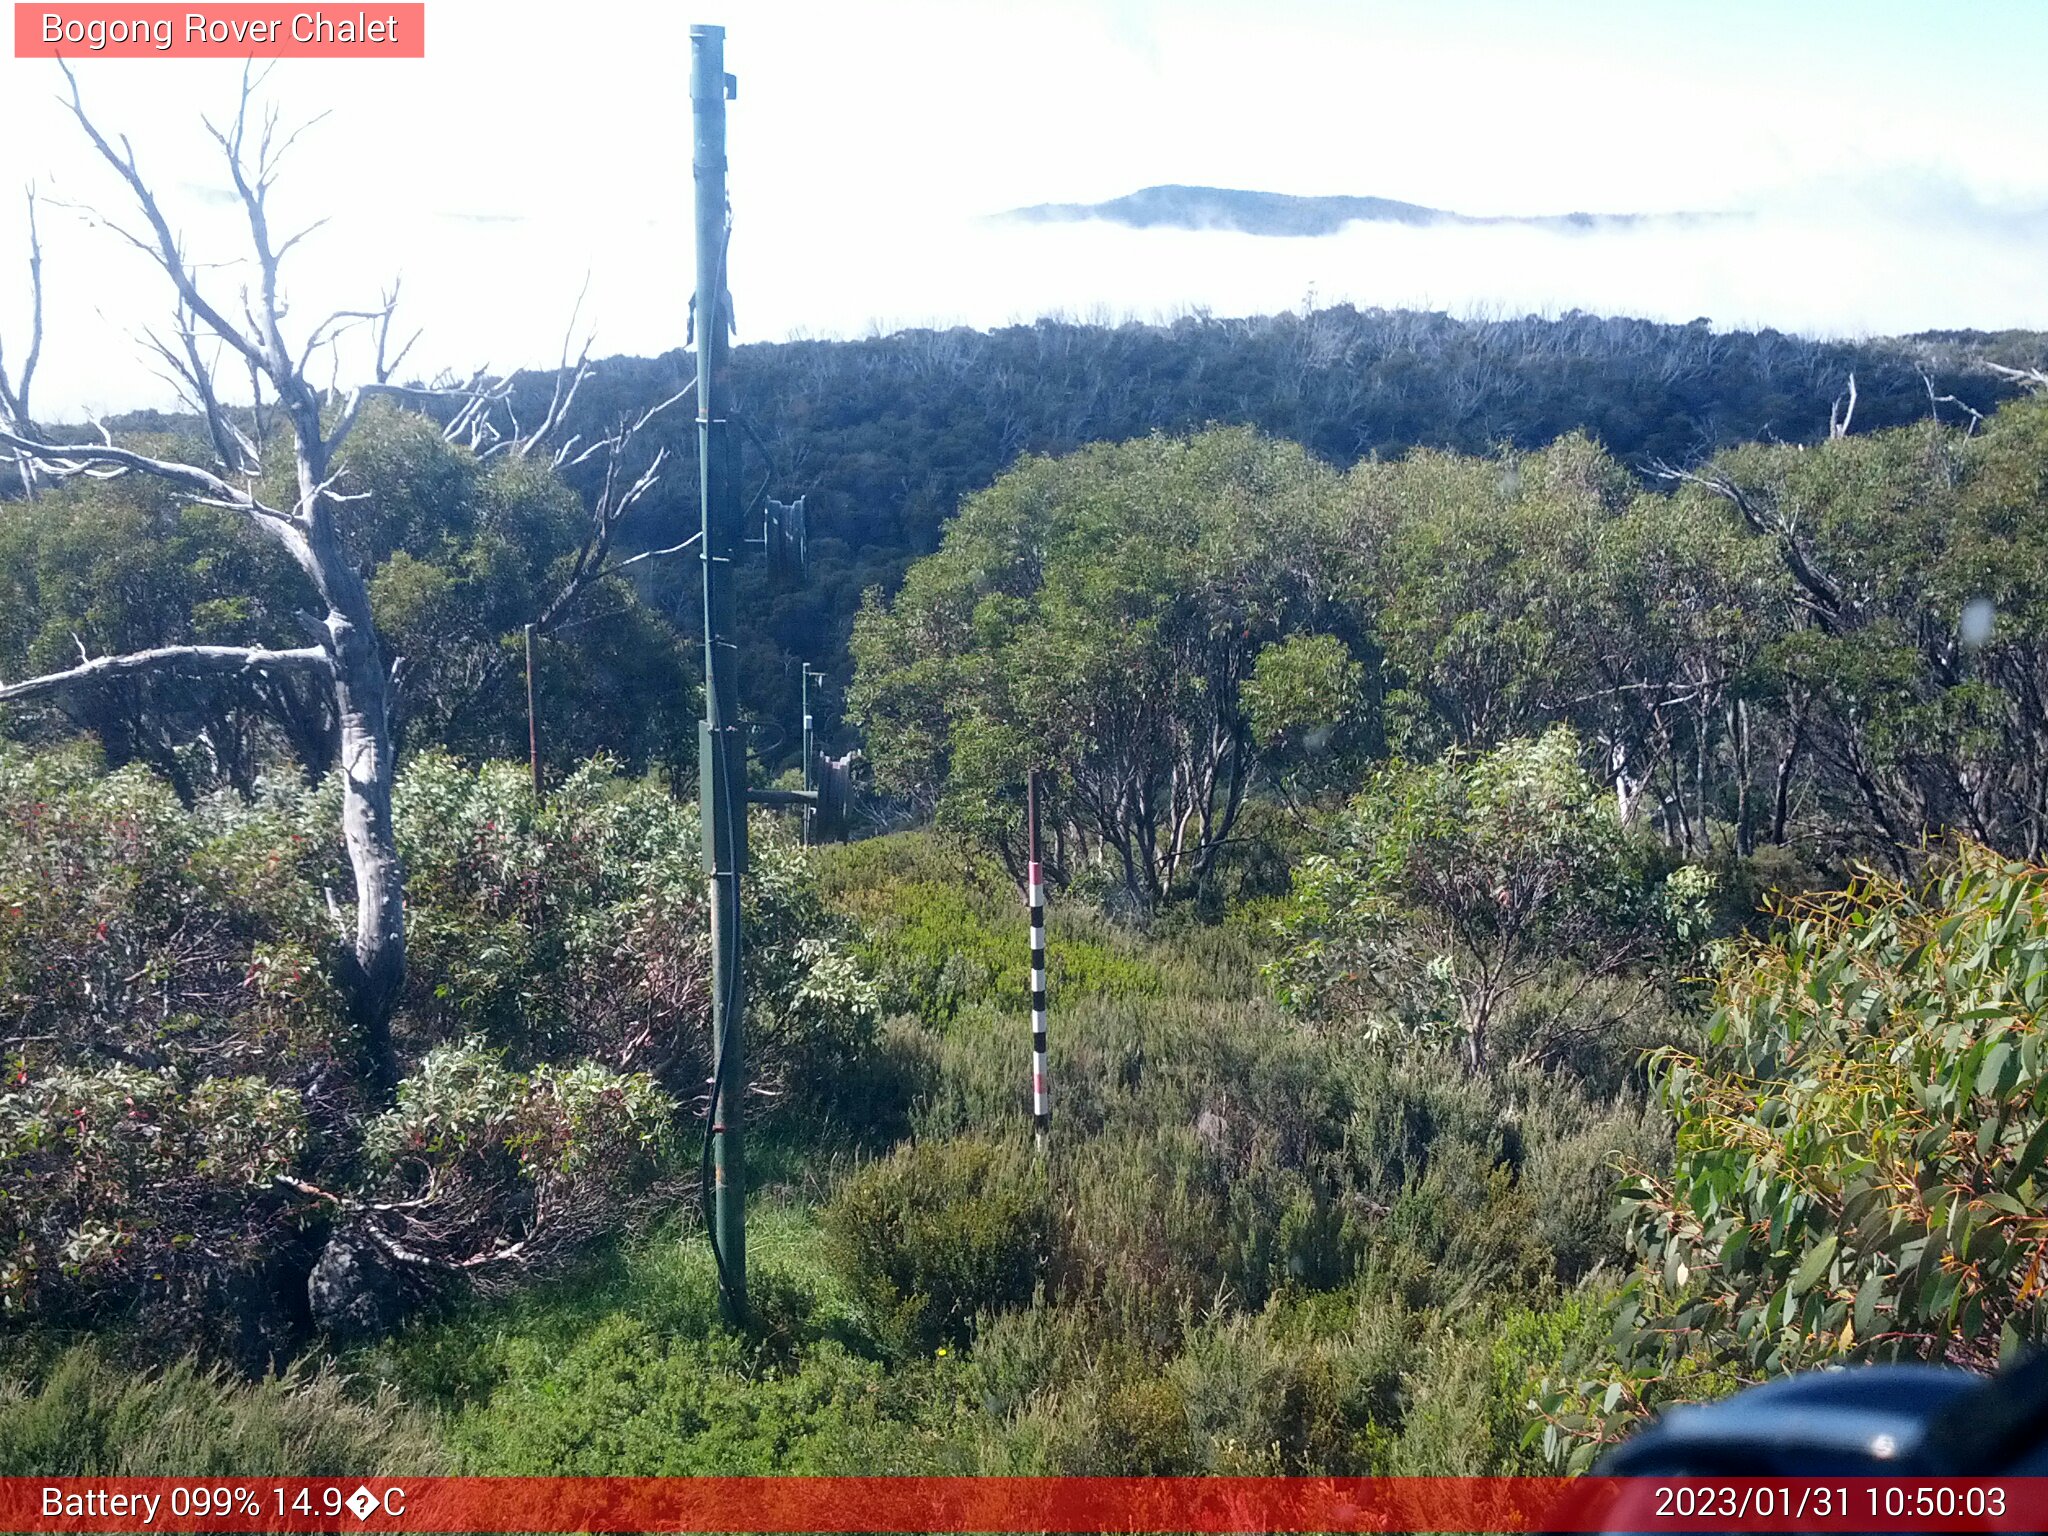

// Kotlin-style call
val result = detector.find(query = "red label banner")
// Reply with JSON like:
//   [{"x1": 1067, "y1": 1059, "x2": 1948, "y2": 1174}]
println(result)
[{"x1": 13, "y1": 5, "x2": 424, "y2": 57}]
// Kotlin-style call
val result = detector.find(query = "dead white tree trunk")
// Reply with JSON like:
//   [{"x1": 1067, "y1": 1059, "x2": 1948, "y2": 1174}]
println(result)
[
  {"x1": 0, "y1": 68, "x2": 680, "y2": 1098},
  {"x1": 0, "y1": 67, "x2": 432, "y2": 1094},
  {"x1": 0, "y1": 187, "x2": 43, "y2": 496},
  {"x1": 1829, "y1": 371, "x2": 1857, "y2": 439}
]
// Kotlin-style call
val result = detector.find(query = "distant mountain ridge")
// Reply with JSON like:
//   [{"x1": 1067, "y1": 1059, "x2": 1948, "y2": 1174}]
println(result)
[{"x1": 1002, "y1": 183, "x2": 1722, "y2": 237}]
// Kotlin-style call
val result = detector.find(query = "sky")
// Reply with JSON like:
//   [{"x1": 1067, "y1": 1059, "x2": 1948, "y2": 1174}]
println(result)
[{"x1": 4, "y1": 0, "x2": 2048, "y2": 416}]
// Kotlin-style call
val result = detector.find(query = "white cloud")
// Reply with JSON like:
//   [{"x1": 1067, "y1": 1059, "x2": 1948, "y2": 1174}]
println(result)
[
  {"x1": 2, "y1": 0, "x2": 2045, "y2": 416},
  {"x1": 735, "y1": 193, "x2": 2048, "y2": 343}
]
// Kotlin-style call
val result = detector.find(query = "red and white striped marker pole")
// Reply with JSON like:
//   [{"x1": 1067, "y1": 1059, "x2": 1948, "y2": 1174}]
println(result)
[{"x1": 1026, "y1": 769, "x2": 1050, "y2": 1146}]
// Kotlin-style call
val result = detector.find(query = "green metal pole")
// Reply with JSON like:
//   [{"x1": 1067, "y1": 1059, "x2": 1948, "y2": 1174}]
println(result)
[
  {"x1": 524, "y1": 622, "x2": 542, "y2": 800},
  {"x1": 692, "y1": 21, "x2": 746, "y2": 1324},
  {"x1": 802, "y1": 665, "x2": 820, "y2": 848}
]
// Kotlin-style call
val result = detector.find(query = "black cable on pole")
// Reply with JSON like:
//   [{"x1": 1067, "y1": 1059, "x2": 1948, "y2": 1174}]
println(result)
[{"x1": 735, "y1": 411, "x2": 776, "y2": 524}]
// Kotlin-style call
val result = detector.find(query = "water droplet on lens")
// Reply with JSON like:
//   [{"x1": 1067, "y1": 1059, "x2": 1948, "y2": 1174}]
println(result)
[{"x1": 1961, "y1": 596, "x2": 1996, "y2": 650}]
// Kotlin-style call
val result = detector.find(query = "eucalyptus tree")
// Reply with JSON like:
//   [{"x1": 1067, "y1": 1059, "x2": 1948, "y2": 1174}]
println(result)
[
  {"x1": 1659, "y1": 400, "x2": 2048, "y2": 865},
  {"x1": 1271, "y1": 727, "x2": 1713, "y2": 1075},
  {"x1": 1571, "y1": 488, "x2": 1795, "y2": 855},
  {"x1": 851, "y1": 426, "x2": 1345, "y2": 906},
  {"x1": 1341, "y1": 434, "x2": 1628, "y2": 757}
]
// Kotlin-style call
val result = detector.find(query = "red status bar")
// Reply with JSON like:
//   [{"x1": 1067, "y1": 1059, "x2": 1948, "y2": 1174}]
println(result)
[{"x1": 4, "y1": 1476, "x2": 2048, "y2": 1533}]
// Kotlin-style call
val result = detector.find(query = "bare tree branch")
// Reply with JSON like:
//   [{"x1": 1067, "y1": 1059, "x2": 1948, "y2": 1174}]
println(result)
[
  {"x1": 297, "y1": 302, "x2": 386, "y2": 377},
  {"x1": 375, "y1": 285, "x2": 421, "y2": 385},
  {"x1": 0, "y1": 642, "x2": 332, "y2": 703},
  {"x1": 523, "y1": 384, "x2": 695, "y2": 623},
  {"x1": 54, "y1": 59, "x2": 269, "y2": 376},
  {"x1": 1923, "y1": 371, "x2": 1986, "y2": 435},
  {"x1": 138, "y1": 304, "x2": 261, "y2": 474},
  {"x1": 0, "y1": 426, "x2": 308, "y2": 541},
  {"x1": 612, "y1": 531, "x2": 702, "y2": 570},
  {"x1": 1983, "y1": 359, "x2": 2048, "y2": 391},
  {"x1": 0, "y1": 185, "x2": 44, "y2": 494},
  {"x1": 429, "y1": 384, "x2": 692, "y2": 737},
  {"x1": 272, "y1": 214, "x2": 331, "y2": 265},
  {"x1": 1649, "y1": 458, "x2": 1846, "y2": 629},
  {"x1": 340, "y1": 283, "x2": 606, "y2": 469},
  {"x1": 504, "y1": 275, "x2": 595, "y2": 463}
]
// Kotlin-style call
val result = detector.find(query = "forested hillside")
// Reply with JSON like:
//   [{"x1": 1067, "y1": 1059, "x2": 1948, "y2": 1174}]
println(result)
[
  {"x1": 12, "y1": 293, "x2": 2048, "y2": 1478},
  {"x1": 565, "y1": 309, "x2": 2035, "y2": 763},
  {"x1": 73, "y1": 305, "x2": 2040, "y2": 783}
]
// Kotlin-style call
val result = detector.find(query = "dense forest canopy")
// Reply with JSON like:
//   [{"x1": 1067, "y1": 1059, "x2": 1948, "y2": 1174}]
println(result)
[
  {"x1": 564, "y1": 308, "x2": 2034, "y2": 763},
  {"x1": 853, "y1": 396, "x2": 2048, "y2": 909},
  {"x1": 56, "y1": 305, "x2": 2043, "y2": 793}
]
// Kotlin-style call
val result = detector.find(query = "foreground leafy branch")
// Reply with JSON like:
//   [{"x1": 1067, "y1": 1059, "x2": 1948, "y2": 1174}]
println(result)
[{"x1": 1541, "y1": 842, "x2": 2048, "y2": 1464}]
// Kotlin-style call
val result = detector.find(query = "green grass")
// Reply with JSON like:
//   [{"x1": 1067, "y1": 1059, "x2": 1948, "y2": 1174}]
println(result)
[
  {"x1": 361, "y1": 1199, "x2": 867, "y2": 1415},
  {"x1": 0, "y1": 1343, "x2": 445, "y2": 1476},
  {"x1": 354, "y1": 1198, "x2": 997, "y2": 1475}
]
